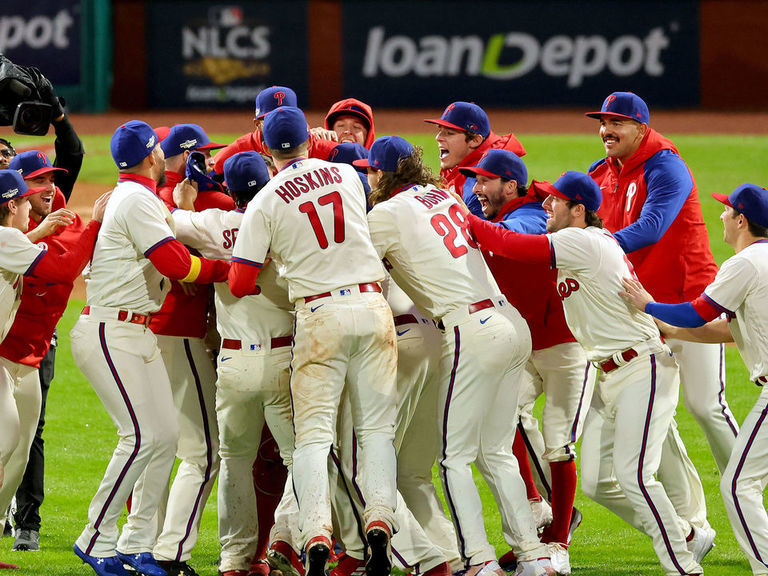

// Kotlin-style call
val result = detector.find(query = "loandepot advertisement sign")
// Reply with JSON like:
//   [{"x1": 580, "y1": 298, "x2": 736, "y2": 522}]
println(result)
[
  {"x1": 147, "y1": 2, "x2": 308, "y2": 108},
  {"x1": 344, "y1": 1, "x2": 698, "y2": 107}
]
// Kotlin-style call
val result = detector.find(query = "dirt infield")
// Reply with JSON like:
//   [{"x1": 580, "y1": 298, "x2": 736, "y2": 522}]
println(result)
[{"x1": 69, "y1": 108, "x2": 768, "y2": 136}]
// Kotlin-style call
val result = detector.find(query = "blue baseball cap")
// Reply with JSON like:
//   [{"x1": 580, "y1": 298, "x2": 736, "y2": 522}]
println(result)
[
  {"x1": 424, "y1": 102, "x2": 490, "y2": 138},
  {"x1": 328, "y1": 142, "x2": 369, "y2": 173},
  {"x1": 0, "y1": 170, "x2": 34, "y2": 205},
  {"x1": 549, "y1": 171, "x2": 602, "y2": 212},
  {"x1": 9, "y1": 150, "x2": 67, "y2": 179},
  {"x1": 223, "y1": 151, "x2": 271, "y2": 194},
  {"x1": 255, "y1": 86, "x2": 297, "y2": 119},
  {"x1": 161, "y1": 124, "x2": 226, "y2": 157},
  {"x1": 585, "y1": 92, "x2": 650, "y2": 124},
  {"x1": 353, "y1": 136, "x2": 413, "y2": 172},
  {"x1": 458, "y1": 149, "x2": 527, "y2": 185},
  {"x1": 713, "y1": 183, "x2": 768, "y2": 228},
  {"x1": 262, "y1": 107, "x2": 309, "y2": 150},
  {"x1": 111, "y1": 120, "x2": 159, "y2": 169}
]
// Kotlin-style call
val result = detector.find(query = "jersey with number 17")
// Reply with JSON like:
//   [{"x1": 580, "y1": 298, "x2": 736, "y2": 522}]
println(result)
[
  {"x1": 367, "y1": 183, "x2": 501, "y2": 320},
  {"x1": 233, "y1": 158, "x2": 384, "y2": 302}
]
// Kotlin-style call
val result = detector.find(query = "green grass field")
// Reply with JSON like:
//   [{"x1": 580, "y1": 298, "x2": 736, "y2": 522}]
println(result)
[{"x1": 4, "y1": 132, "x2": 768, "y2": 575}]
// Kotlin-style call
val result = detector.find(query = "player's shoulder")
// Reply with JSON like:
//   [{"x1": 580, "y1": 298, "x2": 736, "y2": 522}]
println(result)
[
  {"x1": 644, "y1": 148, "x2": 688, "y2": 173},
  {"x1": 588, "y1": 157, "x2": 607, "y2": 174},
  {"x1": 0, "y1": 226, "x2": 29, "y2": 245}
]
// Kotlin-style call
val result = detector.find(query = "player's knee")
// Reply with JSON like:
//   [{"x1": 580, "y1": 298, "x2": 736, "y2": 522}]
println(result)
[
  {"x1": 543, "y1": 445, "x2": 576, "y2": 463},
  {"x1": 681, "y1": 393, "x2": 717, "y2": 421}
]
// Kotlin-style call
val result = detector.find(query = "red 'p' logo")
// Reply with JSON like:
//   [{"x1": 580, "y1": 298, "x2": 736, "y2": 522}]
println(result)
[
  {"x1": 444, "y1": 103, "x2": 456, "y2": 115},
  {"x1": 37, "y1": 151, "x2": 49, "y2": 163},
  {"x1": 274, "y1": 91, "x2": 286, "y2": 105},
  {"x1": 557, "y1": 278, "x2": 580, "y2": 300},
  {"x1": 604, "y1": 94, "x2": 617, "y2": 109}
]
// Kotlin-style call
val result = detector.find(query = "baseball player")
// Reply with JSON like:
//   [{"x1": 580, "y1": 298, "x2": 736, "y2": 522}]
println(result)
[
  {"x1": 213, "y1": 86, "x2": 336, "y2": 175},
  {"x1": 0, "y1": 169, "x2": 103, "y2": 570},
  {"x1": 147, "y1": 123, "x2": 235, "y2": 576},
  {"x1": 362, "y1": 136, "x2": 553, "y2": 576},
  {"x1": 424, "y1": 102, "x2": 526, "y2": 219},
  {"x1": 0, "y1": 139, "x2": 15, "y2": 170},
  {"x1": 458, "y1": 150, "x2": 594, "y2": 574},
  {"x1": 620, "y1": 183, "x2": 768, "y2": 576},
  {"x1": 229, "y1": 106, "x2": 398, "y2": 576},
  {"x1": 322, "y1": 99, "x2": 376, "y2": 148},
  {"x1": 70, "y1": 121, "x2": 229, "y2": 576},
  {"x1": 170, "y1": 151, "x2": 298, "y2": 576},
  {"x1": 0, "y1": 150, "x2": 107, "y2": 552},
  {"x1": 468, "y1": 171, "x2": 704, "y2": 576},
  {"x1": 586, "y1": 94, "x2": 737, "y2": 508}
]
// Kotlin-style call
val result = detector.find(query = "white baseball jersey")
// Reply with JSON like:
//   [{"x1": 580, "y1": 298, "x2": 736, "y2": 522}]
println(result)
[
  {"x1": 367, "y1": 184, "x2": 501, "y2": 319},
  {"x1": 703, "y1": 239, "x2": 768, "y2": 380},
  {"x1": 548, "y1": 226, "x2": 659, "y2": 362},
  {"x1": 86, "y1": 179, "x2": 175, "y2": 314},
  {"x1": 0, "y1": 227, "x2": 45, "y2": 342},
  {"x1": 232, "y1": 158, "x2": 384, "y2": 301},
  {"x1": 173, "y1": 208, "x2": 293, "y2": 341}
]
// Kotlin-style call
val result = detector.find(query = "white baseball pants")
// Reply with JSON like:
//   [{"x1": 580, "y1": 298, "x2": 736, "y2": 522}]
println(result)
[
  {"x1": 71, "y1": 315, "x2": 179, "y2": 556},
  {"x1": 214, "y1": 343, "x2": 297, "y2": 573},
  {"x1": 290, "y1": 290, "x2": 398, "y2": 547},
  {"x1": 152, "y1": 335, "x2": 219, "y2": 563},
  {"x1": 437, "y1": 300, "x2": 546, "y2": 566},
  {"x1": 580, "y1": 349, "x2": 701, "y2": 576}
]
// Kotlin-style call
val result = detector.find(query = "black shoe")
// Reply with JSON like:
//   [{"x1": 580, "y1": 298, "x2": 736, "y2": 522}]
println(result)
[
  {"x1": 158, "y1": 560, "x2": 200, "y2": 576},
  {"x1": 305, "y1": 540, "x2": 330, "y2": 576},
  {"x1": 365, "y1": 528, "x2": 391, "y2": 576},
  {"x1": 12, "y1": 529, "x2": 40, "y2": 551}
]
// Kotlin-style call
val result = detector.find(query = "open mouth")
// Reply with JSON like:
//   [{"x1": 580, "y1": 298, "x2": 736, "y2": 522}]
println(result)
[{"x1": 439, "y1": 147, "x2": 450, "y2": 160}]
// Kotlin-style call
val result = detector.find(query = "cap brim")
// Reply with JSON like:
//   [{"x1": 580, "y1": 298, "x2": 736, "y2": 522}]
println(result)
[
  {"x1": 352, "y1": 158, "x2": 372, "y2": 169},
  {"x1": 25, "y1": 166, "x2": 68, "y2": 179},
  {"x1": 711, "y1": 192, "x2": 732, "y2": 207},
  {"x1": 547, "y1": 185, "x2": 572, "y2": 203},
  {"x1": 585, "y1": 111, "x2": 640, "y2": 121},
  {"x1": 458, "y1": 166, "x2": 499, "y2": 179},
  {"x1": 424, "y1": 118, "x2": 466, "y2": 132},
  {"x1": 196, "y1": 141, "x2": 227, "y2": 151}
]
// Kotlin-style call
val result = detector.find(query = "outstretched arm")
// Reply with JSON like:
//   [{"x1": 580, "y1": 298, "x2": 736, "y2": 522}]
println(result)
[
  {"x1": 228, "y1": 259, "x2": 263, "y2": 298},
  {"x1": 467, "y1": 213, "x2": 551, "y2": 263}
]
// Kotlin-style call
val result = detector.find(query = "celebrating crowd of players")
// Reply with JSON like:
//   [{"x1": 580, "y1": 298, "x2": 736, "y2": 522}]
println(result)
[{"x1": 1, "y1": 82, "x2": 767, "y2": 576}]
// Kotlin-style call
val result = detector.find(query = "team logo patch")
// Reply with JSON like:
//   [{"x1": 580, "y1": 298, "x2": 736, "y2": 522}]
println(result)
[
  {"x1": 444, "y1": 103, "x2": 456, "y2": 116},
  {"x1": 146, "y1": 135, "x2": 156, "y2": 148},
  {"x1": 557, "y1": 278, "x2": 580, "y2": 300},
  {"x1": 119, "y1": 161, "x2": 128, "y2": 167},
  {"x1": 180, "y1": 139, "x2": 198, "y2": 149},
  {"x1": 604, "y1": 94, "x2": 617, "y2": 109},
  {"x1": 255, "y1": 107, "x2": 262, "y2": 116},
  {"x1": 339, "y1": 288, "x2": 351, "y2": 296},
  {"x1": 248, "y1": 179, "x2": 258, "y2": 186},
  {"x1": 274, "y1": 91, "x2": 286, "y2": 105},
  {"x1": 2, "y1": 189, "x2": 18, "y2": 198}
]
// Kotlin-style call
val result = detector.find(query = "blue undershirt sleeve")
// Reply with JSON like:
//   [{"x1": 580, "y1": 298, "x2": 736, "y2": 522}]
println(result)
[
  {"x1": 614, "y1": 151, "x2": 693, "y2": 253},
  {"x1": 645, "y1": 301, "x2": 706, "y2": 328}
]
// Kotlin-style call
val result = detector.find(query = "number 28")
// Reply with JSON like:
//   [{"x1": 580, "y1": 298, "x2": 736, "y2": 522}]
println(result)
[{"x1": 430, "y1": 205, "x2": 477, "y2": 258}]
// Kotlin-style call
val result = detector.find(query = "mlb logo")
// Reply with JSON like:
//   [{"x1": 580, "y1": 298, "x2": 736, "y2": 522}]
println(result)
[
  {"x1": 340, "y1": 289, "x2": 351, "y2": 296},
  {"x1": 249, "y1": 343, "x2": 263, "y2": 351}
]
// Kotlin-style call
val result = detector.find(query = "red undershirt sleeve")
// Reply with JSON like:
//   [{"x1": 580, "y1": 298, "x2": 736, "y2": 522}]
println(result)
[
  {"x1": 468, "y1": 213, "x2": 551, "y2": 264},
  {"x1": 26, "y1": 220, "x2": 101, "y2": 282},
  {"x1": 229, "y1": 259, "x2": 263, "y2": 298},
  {"x1": 146, "y1": 238, "x2": 230, "y2": 283}
]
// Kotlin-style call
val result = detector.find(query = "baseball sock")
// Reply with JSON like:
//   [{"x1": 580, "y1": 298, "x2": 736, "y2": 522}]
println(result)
[
  {"x1": 252, "y1": 427, "x2": 289, "y2": 564},
  {"x1": 541, "y1": 460, "x2": 576, "y2": 545},
  {"x1": 512, "y1": 429, "x2": 541, "y2": 502}
]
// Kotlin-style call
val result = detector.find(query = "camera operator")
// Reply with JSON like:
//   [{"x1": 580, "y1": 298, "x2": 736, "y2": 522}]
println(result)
[{"x1": 0, "y1": 61, "x2": 86, "y2": 554}]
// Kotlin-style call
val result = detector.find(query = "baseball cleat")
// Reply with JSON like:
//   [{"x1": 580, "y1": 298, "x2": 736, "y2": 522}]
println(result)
[
  {"x1": 74, "y1": 544, "x2": 131, "y2": 576},
  {"x1": 364, "y1": 524, "x2": 391, "y2": 576},
  {"x1": 463, "y1": 561, "x2": 503, "y2": 576},
  {"x1": 115, "y1": 551, "x2": 167, "y2": 576},
  {"x1": 248, "y1": 559, "x2": 272, "y2": 576},
  {"x1": 566, "y1": 507, "x2": 582, "y2": 545},
  {"x1": 529, "y1": 498, "x2": 553, "y2": 531},
  {"x1": 545, "y1": 543, "x2": 570, "y2": 575},
  {"x1": 512, "y1": 558, "x2": 556, "y2": 576},
  {"x1": 330, "y1": 554, "x2": 365, "y2": 576},
  {"x1": 268, "y1": 540, "x2": 305, "y2": 576},
  {"x1": 157, "y1": 560, "x2": 199, "y2": 576},
  {"x1": 11, "y1": 529, "x2": 39, "y2": 551},
  {"x1": 687, "y1": 525, "x2": 716, "y2": 564},
  {"x1": 305, "y1": 537, "x2": 331, "y2": 576}
]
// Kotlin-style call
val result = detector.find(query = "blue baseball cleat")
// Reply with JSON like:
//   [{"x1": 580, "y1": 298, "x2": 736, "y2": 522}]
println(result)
[
  {"x1": 74, "y1": 544, "x2": 131, "y2": 576},
  {"x1": 115, "y1": 551, "x2": 167, "y2": 576}
]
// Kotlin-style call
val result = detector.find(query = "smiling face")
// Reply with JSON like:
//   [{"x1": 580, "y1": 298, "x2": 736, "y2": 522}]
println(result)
[
  {"x1": 26, "y1": 172, "x2": 57, "y2": 221},
  {"x1": 598, "y1": 115, "x2": 647, "y2": 164},
  {"x1": 10, "y1": 197, "x2": 31, "y2": 232},
  {"x1": 473, "y1": 174, "x2": 515, "y2": 220},
  {"x1": 332, "y1": 115, "x2": 368, "y2": 145},
  {"x1": 543, "y1": 194, "x2": 577, "y2": 233},
  {"x1": 434, "y1": 126, "x2": 482, "y2": 170},
  {"x1": 720, "y1": 205, "x2": 741, "y2": 247}
]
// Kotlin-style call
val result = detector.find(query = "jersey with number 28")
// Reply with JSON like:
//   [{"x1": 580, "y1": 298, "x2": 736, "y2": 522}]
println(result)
[
  {"x1": 367, "y1": 183, "x2": 501, "y2": 320},
  {"x1": 233, "y1": 158, "x2": 384, "y2": 302}
]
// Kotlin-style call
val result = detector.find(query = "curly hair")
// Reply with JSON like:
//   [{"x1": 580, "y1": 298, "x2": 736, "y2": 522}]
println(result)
[{"x1": 369, "y1": 146, "x2": 441, "y2": 206}]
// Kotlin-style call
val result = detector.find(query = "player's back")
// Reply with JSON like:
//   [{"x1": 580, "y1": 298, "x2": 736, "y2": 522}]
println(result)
[
  {"x1": 240, "y1": 157, "x2": 384, "y2": 301},
  {"x1": 174, "y1": 207, "x2": 293, "y2": 342},
  {"x1": 368, "y1": 183, "x2": 501, "y2": 320}
]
